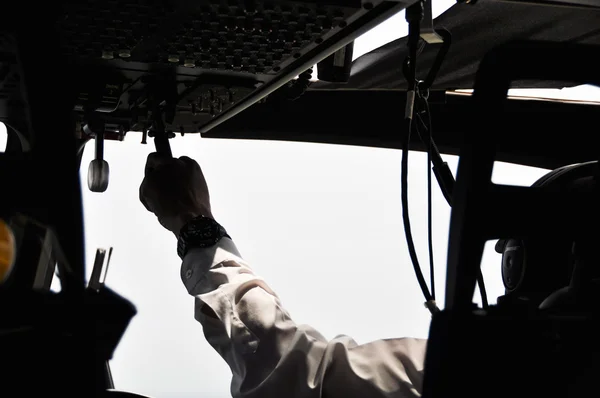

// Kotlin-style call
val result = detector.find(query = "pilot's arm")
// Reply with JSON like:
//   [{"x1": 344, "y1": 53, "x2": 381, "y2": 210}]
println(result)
[{"x1": 139, "y1": 153, "x2": 427, "y2": 398}]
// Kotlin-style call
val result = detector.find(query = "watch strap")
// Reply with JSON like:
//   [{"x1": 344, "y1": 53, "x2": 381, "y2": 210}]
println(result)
[{"x1": 177, "y1": 216, "x2": 230, "y2": 259}]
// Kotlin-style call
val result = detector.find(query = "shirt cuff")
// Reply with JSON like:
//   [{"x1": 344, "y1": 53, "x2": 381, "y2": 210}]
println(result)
[{"x1": 180, "y1": 237, "x2": 244, "y2": 294}]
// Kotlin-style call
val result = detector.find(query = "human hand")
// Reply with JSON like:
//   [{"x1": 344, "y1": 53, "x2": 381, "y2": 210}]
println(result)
[{"x1": 139, "y1": 153, "x2": 213, "y2": 236}]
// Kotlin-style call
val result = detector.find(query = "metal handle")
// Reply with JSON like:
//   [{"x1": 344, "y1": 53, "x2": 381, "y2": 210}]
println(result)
[
  {"x1": 154, "y1": 134, "x2": 172, "y2": 157},
  {"x1": 151, "y1": 107, "x2": 173, "y2": 157}
]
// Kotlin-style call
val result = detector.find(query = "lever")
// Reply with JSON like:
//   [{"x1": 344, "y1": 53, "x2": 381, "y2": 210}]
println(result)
[
  {"x1": 154, "y1": 133, "x2": 172, "y2": 157},
  {"x1": 88, "y1": 247, "x2": 112, "y2": 292},
  {"x1": 87, "y1": 247, "x2": 116, "y2": 390},
  {"x1": 149, "y1": 106, "x2": 174, "y2": 157},
  {"x1": 85, "y1": 123, "x2": 110, "y2": 192}
]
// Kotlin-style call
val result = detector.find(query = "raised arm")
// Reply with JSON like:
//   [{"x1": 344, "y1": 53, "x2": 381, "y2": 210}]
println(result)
[{"x1": 139, "y1": 153, "x2": 427, "y2": 398}]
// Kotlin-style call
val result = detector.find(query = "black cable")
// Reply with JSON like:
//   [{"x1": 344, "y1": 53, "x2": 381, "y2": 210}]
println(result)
[
  {"x1": 477, "y1": 270, "x2": 489, "y2": 309},
  {"x1": 417, "y1": 95, "x2": 489, "y2": 309},
  {"x1": 423, "y1": 98, "x2": 436, "y2": 302},
  {"x1": 416, "y1": 99, "x2": 453, "y2": 206},
  {"x1": 427, "y1": 135, "x2": 436, "y2": 301},
  {"x1": 425, "y1": 98, "x2": 488, "y2": 307},
  {"x1": 401, "y1": 6, "x2": 487, "y2": 311},
  {"x1": 413, "y1": 100, "x2": 436, "y2": 302},
  {"x1": 402, "y1": 4, "x2": 438, "y2": 314},
  {"x1": 402, "y1": 119, "x2": 434, "y2": 307}
]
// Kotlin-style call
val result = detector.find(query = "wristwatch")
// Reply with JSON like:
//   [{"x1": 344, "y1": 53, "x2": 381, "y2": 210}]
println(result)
[{"x1": 177, "y1": 215, "x2": 231, "y2": 259}]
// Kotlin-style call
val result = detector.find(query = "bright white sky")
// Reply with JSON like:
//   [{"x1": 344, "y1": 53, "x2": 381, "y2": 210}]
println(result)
[{"x1": 0, "y1": 2, "x2": 599, "y2": 397}]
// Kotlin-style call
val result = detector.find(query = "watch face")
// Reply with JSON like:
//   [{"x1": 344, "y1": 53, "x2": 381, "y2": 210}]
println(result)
[
  {"x1": 178, "y1": 217, "x2": 229, "y2": 259},
  {"x1": 197, "y1": 223, "x2": 219, "y2": 239}
]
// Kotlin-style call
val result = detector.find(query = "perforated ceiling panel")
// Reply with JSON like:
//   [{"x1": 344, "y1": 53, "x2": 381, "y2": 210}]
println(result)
[
  {"x1": 0, "y1": 0, "x2": 410, "y2": 138},
  {"x1": 58, "y1": 0, "x2": 359, "y2": 74},
  {"x1": 58, "y1": 0, "x2": 171, "y2": 61}
]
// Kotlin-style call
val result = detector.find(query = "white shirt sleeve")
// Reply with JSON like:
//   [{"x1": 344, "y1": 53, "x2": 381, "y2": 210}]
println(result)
[{"x1": 181, "y1": 238, "x2": 427, "y2": 398}]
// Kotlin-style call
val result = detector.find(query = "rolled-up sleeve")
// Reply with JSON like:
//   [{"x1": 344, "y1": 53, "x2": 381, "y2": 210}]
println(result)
[{"x1": 181, "y1": 238, "x2": 427, "y2": 398}]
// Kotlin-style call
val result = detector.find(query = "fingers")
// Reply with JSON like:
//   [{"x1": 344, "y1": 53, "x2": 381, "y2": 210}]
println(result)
[
  {"x1": 141, "y1": 152, "x2": 170, "y2": 212},
  {"x1": 145, "y1": 152, "x2": 174, "y2": 175},
  {"x1": 141, "y1": 153, "x2": 190, "y2": 212},
  {"x1": 140, "y1": 151, "x2": 214, "y2": 234},
  {"x1": 178, "y1": 155, "x2": 201, "y2": 171},
  {"x1": 139, "y1": 179, "x2": 152, "y2": 212},
  {"x1": 145, "y1": 153, "x2": 201, "y2": 175}
]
